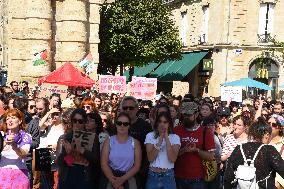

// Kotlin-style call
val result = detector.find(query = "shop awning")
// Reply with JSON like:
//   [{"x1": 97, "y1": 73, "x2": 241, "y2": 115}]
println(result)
[
  {"x1": 149, "y1": 51, "x2": 208, "y2": 81},
  {"x1": 124, "y1": 63, "x2": 159, "y2": 79}
]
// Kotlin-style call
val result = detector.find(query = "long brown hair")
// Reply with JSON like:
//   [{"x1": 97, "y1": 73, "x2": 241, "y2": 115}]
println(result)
[{"x1": 153, "y1": 112, "x2": 174, "y2": 139}]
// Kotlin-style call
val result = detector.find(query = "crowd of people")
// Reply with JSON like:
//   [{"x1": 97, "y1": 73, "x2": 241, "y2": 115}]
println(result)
[{"x1": 1, "y1": 81, "x2": 284, "y2": 189}]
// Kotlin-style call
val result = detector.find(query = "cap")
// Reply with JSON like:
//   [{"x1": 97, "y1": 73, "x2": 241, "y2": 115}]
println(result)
[
  {"x1": 217, "y1": 107, "x2": 231, "y2": 117},
  {"x1": 180, "y1": 102, "x2": 199, "y2": 115}
]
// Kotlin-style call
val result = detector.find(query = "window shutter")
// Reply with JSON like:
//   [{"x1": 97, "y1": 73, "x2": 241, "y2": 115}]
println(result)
[
  {"x1": 267, "y1": 4, "x2": 275, "y2": 34},
  {"x1": 202, "y1": 6, "x2": 209, "y2": 42},
  {"x1": 258, "y1": 4, "x2": 267, "y2": 35},
  {"x1": 180, "y1": 12, "x2": 188, "y2": 46}
]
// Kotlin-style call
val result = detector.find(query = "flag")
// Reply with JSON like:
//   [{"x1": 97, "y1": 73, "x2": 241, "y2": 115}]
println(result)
[
  {"x1": 86, "y1": 63, "x2": 96, "y2": 74},
  {"x1": 79, "y1": 53, "x2": 93, "y2": 68},
  {"x1": 33, "y1": 50, "x2": 48, "y2": 66}
]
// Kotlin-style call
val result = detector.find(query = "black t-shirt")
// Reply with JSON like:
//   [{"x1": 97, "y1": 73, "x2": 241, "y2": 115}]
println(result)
[{"x1": 129, "y1": 118, "x2": 152, "y2": 145}]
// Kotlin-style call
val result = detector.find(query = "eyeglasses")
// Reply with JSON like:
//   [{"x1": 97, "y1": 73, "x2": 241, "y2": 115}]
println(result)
[
  {"x1": 83, "y1": 105, "x2": 91, "y2": 110},
  {"x1": 268, "y1": 122, "x2": 278, "y2": 128},
  {"x1": 29, "y1": 105, "x2": 36, "y2": 109},
  {"x1": 122, "y1": 106, "x2": 135, "y2": 111},
  {"x1": 72, "y1": 119, "x2": 85, "y2": 124},
  {"x1": 116, "y1": 121, "x2": 130, "y2": 127}
]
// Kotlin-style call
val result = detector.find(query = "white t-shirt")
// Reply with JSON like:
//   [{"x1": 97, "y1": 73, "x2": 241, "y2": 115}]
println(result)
[
  {"x1": 39, "y1": 124, "x2": 64, "y2": 148},
  {"x1": 145, "y1": 132, "x2": 180, "y2": 169},
  {"x1": 0, "y1": 132, "x2": 31, "y2": 170}
]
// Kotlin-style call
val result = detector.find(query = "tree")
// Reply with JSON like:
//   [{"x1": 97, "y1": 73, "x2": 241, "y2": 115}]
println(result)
[{"x1": 98, "y1": 0, "x2": 182, "y2": 76}]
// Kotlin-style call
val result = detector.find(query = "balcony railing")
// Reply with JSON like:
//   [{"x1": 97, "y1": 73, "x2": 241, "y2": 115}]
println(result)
[
  {"x1": 198, "y1": 34, "x2": 206, "y2": 45},
  {"x1": 257, "y1": 33, "x2": 274, "y2": 43}
]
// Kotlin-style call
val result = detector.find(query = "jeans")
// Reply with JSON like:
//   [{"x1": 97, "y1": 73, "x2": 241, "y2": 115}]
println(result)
[
  {"x1": 176, "y1": 178, "x2": 206, "y2": 189},
  {"x1": 26, "y1": 160, "x2": 33, "y2": 188},
  {"x1": 146, "y1": 169, "x2": 176, "y2": 189}
]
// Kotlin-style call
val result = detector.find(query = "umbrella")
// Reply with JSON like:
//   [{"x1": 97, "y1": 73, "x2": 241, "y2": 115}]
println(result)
[
  {"x1": 38, "y1": 62, "x2": 95, "y2": 87},
  {"x1": 222, "y1": 78, "x2": 272, "y2": 90}
]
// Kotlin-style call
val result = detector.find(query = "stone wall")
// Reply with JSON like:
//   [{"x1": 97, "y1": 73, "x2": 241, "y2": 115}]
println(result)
[
  {"x1": 170, "y1": 0, "x2": 284, "y2": 97},
  {"x1": 0, "y1": 0, "x2": 103, "y2": 83}
]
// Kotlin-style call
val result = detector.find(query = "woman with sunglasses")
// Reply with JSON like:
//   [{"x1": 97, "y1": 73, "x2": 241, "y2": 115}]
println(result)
[
  {"x1": 145, "y1": 112, "x2": 180, "y2": 189},
  {"x1": 268, "y1": 114, "x2": 284, "y2": 189},
  {"x1": 0, "y1": 109, "x2": 32, "y2": 189},
  {"x1": 57, "y1": 108, "x2": 100, "y2": 189},
  {"x1": 100, "y1": 112, "x2": 142, "y2": 189},
  {"x1": 81, "y1": 98, "x2": 97, "y2": 114}
]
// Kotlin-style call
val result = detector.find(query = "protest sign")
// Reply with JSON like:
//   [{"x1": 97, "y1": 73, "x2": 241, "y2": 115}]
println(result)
[
  {"x1": 99, "y1": 75, "x2": 127, "y2": 94},
  {"x1": 172, "y1": 81, "x2": 189, "y2": 97},
  {"x1": 128, "y1": 77, "x2": 157, "y2": 100},
  {"x1": 221, "y1": 86, "x2": 242, "y2": 102},
  {"x1": 71, "y1": 130, "x2": 96, "y2": 165}
]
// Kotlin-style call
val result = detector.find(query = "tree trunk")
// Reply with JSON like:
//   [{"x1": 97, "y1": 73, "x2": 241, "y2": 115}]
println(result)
[
  {"x1": 129, "y1": 66, "x2": 134, "y2": 82},
  {"x1": 120, "y1": 63, "x2": 124, "y2": 76}
]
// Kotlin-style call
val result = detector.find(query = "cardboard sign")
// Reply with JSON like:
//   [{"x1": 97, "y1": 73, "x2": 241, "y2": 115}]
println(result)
[
  {"x1": 221, "y1": 86, "x2": 242, "y2": 102},
  {"x1": 128, "y1": 77, "x2": 157, "y2": 100},
  {"x1": 99, "y1": 75, "x2": 127, "y2": 94},
  {"x1": 34, "y1": 148, "x2": 56, "y2": 171},
  {"x1": 71, "y1": 130, "x2": 96, "y2": 165},
  {"x1": 172, "y1": 81, "x2": 189, "y2": 97}
]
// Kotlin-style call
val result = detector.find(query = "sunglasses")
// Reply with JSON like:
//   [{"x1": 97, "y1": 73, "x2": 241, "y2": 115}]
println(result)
[
  {"x1": 116, "y1": 121, "x2": 130, "y2": 127},
  {"x1": 122, "y1": 106, "x2": 135, "y2": 111},
  {"x1": 72, "y1": 119, "x2": 85, "y2": 124},
  {"x1": 102, "y1": 119, "x2": 108, "y2": 123},
  {"x1": 83, "y1": 105, "x2": 91, "y2": 110},
  {"x1": 268, "y1": 122, "x2": 278, "y2": 128},
  {"x1": 29, "y1": 105, "x2": 36, "y2": 109}
]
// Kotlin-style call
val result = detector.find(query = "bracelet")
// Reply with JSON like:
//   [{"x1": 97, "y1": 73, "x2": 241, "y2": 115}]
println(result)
[{"x1": 154, "y1": 144, "x2": 161, "y2": 151}]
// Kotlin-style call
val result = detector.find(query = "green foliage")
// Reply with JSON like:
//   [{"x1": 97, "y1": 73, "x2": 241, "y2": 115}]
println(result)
[{"x1": 98, "y1": 0, "x2": 182, "y2": 74}]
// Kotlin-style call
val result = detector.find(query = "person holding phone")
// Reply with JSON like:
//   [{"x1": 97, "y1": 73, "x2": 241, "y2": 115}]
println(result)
[
  {"x1": 145, "y1": 112, "x2": 180, "y2": 189},
  {"x1": 0, "y1": 109, "x2": 32, "y2": 189}
]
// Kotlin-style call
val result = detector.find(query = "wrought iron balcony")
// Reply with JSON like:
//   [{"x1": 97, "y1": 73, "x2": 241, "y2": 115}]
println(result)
[{"x1": 257, "y1": 33, "x2": 274, "y2": 43}]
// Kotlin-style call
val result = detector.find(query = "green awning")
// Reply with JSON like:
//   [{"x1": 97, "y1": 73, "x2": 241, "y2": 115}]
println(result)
[
  {"x1": 124, "y1": 63, "x2": 159, "y2": 79},
  {"x1": 149, "y1": 51, "x2": 208, "y2": 81}
]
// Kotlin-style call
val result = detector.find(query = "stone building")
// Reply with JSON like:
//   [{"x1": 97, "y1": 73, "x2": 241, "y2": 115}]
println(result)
[
  {"x1": 166, "y1": 0, "x2": 284, "y2": 97},
  {"x1": 0, "y1": 0, "x2": 104, "y2": 84}
]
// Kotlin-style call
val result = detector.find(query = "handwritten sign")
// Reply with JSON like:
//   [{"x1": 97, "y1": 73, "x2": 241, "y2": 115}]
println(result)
[
  {"x1": 71, "y1": 130, "x2": 96, "y2": 165},
  {"x1": 128, "y1": 77, "x2": 157, "y2": 100},
  {"x1": 221, "y1": 86, "x2": 242, "y2": 102},
  {"x1": 34, "y1": 148, "x2": 56, "y2": 171},
  {"x1": 172, "y1": 81, "x2": 189, "y2": 97},
  {"x1": 99, "y1": 75, "x2": 126, "y2": 94}
]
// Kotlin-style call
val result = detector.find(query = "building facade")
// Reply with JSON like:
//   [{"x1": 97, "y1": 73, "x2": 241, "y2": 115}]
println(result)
[
  {"x1": 0, "y1": 0, "x2": 104, "y2": 84},
  {"x1": 168, "y1": 0, "x2": 284, "y2": 97}
]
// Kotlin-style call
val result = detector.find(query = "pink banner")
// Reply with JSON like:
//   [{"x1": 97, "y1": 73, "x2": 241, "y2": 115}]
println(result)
[
  {"x1": 129, "y1": 77, "x2": 157, "y2": 100},
  {"x1": 99, "y1": 75, "x2": 127, "y2": 94}
]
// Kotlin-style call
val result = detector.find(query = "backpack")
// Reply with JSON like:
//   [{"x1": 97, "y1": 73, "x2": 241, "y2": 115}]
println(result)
[{"x1": 235, "y1": 144, "x2": 264, "y2": 189}]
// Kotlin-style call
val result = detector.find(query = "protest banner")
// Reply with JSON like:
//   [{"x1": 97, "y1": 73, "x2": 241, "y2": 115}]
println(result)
[
  {"x1": 172, "y1": 81, "x2": 189, "y2": 97},
  {"x1": 99, "y1": 75, "x2": 127, "y2": 94},
  {"x1": 128, "y1": 77, "x2": 157, "y2": 100},
  {"x1": 221, "y1": 86, "x2": 242, "y2": 102},
  {"x1": 71, "y1": 130, "x2": 96, "y2": 165}
]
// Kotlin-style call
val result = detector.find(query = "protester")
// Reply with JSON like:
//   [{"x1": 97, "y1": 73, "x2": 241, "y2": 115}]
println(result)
[
  {"x1": 57, "y1": 108, "x2": 100, "y2": 189},
  {"x1": 268, "y1": 114, "x2": 284, "y2": 188},
  {"x1": 169, "y1": 105, "x2": 180, "y2": 127},
  {"x1": 0, "y1": 109, "x2": 32, "y2": 189},
  {"x1": 94, "y1": 96, "x2": 103, "y2": 111},
  {"x1": 224, "y1": 118, "x2": 284, "y2": 189},
  {"x1": 81, "y1": 97, "x2": 97, "y2": 114},
  {"x1": 99, "y1": 112, "x2": 115, "y2": 149},
  {"x1": 145, "y1": 112, "x2": 180, "y2": 189},
  {"x1": 100, "y1": 112, "x2": 142, "y2": 189},
  {"x1": 120, "y1": 96, "x2": 152, "y2": 188},
  {"x1": 174, "y1": 102, "x2": 215, "y2": 189},
  {"x1": 221, "y1": 115, "x2": 249, "y2": 162},
  {"x1": 49, "y1": 93, "x2": 62, "y2": 110}
]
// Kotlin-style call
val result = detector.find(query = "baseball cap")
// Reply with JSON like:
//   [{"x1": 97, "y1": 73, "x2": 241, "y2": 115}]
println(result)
[{"x1": 180, "y1": 102, "x2": 199, "y2": 115}]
